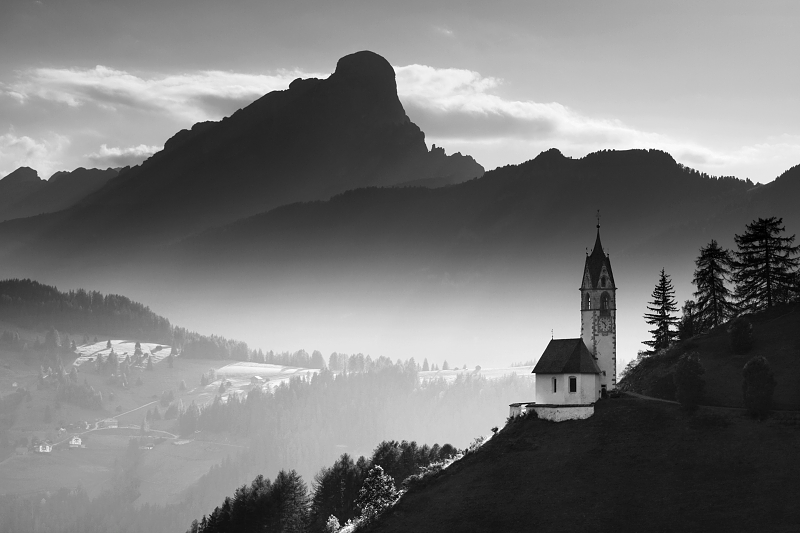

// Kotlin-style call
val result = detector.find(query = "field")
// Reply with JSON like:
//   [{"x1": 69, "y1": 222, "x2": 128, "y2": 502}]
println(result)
[{"x1": 0, "y1": 432, "x2": 125, "y2": 499}]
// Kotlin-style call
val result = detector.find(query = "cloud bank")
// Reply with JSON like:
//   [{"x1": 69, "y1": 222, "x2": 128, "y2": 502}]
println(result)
[
  {"x1": 6, "y1": 66, "x2": 322, "y2": 122},
  {"x1": 85, "y1": 144, "x2": 162, "y2": 168}
]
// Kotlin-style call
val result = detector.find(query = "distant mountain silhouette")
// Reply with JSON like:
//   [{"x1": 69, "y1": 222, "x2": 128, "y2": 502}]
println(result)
[
  {"x1": 0, "y1": 167, "x2": 46, "y2": 219},
  {"x1": 0, "y1": 50, "x2": 798, "y2": 370},
  {"x1": 178, "y1": 148, "x2": 764, "y2": 269},
  {"x1": 3, "y1": 51, "x2": 482, "y2": 255},
  {"x1": 1, "y1": 167, "x2": 117, "y2": 221}
]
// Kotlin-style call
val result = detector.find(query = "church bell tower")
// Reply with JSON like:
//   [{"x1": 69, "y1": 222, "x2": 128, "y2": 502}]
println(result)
[{"x1": 580, "y1": 217, "x2": 617, "y2": 391}]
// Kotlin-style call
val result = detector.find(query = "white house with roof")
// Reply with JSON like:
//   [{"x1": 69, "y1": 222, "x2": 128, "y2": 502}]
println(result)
[
  {"x1": 35, "y1": 443, "x2": 53, "y2": 453},
  {"x1": 69, "y1": 436, "x2": 82, "y2": 448},
  {"x1": 510, "y1": 222, "x2": 617, "y2": 422}
]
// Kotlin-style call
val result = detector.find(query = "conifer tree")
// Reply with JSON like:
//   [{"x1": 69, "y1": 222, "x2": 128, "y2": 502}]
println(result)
[
  {"x1": 677, "y1": 299, "x2": 697, "y2": 340},
  {"x1": 733, "y1": 217, "x2": 800, "y2": 312},
  {"x1": 643, "y1": 268, "x2": 678, "y2": 352},
  {"x1": 692, "y1": 239, "x2": 736, "y2": 332}
]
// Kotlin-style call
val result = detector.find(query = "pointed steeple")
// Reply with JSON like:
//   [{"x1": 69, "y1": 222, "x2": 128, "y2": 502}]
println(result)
[{"x1": 583, "y1": 215, "x2": 615, "y2": 288}]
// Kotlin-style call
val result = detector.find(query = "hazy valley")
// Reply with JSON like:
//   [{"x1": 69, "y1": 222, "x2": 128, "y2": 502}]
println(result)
[{"x1": 1, "y1": 44, "x2": 799, "y2": 533}]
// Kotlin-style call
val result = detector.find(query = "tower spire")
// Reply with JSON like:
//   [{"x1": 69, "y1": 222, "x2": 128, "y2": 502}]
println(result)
[{"x1": 596, "y1": 209, "x2": 601, "y2": 229}]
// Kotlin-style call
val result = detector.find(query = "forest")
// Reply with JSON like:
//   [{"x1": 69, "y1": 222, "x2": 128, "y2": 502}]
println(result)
[
  {"x1": 0, "y1": 278, "x2": 248, "y2": 360},
  {"x1": 0, "y1": 358, "x2": 533, "y2": 533}
]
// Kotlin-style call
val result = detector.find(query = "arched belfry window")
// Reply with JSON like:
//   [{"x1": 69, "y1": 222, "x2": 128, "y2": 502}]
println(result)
[
  {"x1": 600, "y1": 292, "x2": 611, "y2": 315},
  {"x1": 601, "y1": 276, "x2": 606, "y2": 288}
]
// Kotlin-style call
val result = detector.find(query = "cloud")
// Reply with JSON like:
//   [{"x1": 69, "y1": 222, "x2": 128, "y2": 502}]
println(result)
[
  {"x1": 0, "y1": 130, "x2": 69, "y2": 179},
  {"x1": 394, "y1": 65, "x2": 800, "y2": 179},
  {"x1": 7, "y1": 66, "x2": 324, "y2": 122},
  {"x1": 4, "y1": 62, "x2": 800, "y2": 182},
  {"x1": 433, "y1": 26, "x2": 455, "y2": 37},
  {"x1": 85, "y1": 144, "x2": 162, "y2": 168},
  {"x1": 394, "y1": 64, "x2": 660, "y2": 146}
]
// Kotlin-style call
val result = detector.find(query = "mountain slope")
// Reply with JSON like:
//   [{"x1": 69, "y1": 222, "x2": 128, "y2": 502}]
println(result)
[
  {"x1": 370, "y1": 398, "x2": 800, "y2": 533},
  {"x1": 2, "y1": 147, "x2": 797, "y2": 372},
  {"x1": 0, "y1": 167, "x2": 46, "y2": 219},
  {"x1": 0, "y1": 51, "x2": 482, "y2": 255},
  {"x1": 1, "y1": 167, "x2": 117, "y2": 221}
]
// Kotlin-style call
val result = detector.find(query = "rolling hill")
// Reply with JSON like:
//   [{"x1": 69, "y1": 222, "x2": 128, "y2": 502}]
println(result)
[
  {"x1": 368, "y1": 397, "x2": 800, "y2": 533},
  {"x1": 620, "y1": 303, "x2": 800, "y2": 409}
]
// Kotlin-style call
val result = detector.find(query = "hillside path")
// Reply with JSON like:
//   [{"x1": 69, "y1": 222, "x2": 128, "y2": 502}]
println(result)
[{"x1": 625, "y1": 391, "x2": 800, "y2": 414}]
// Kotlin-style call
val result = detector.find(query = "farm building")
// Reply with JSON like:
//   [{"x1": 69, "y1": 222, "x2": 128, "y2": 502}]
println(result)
[{"x1": 99, "y1": 418, "x2": 118, "y2": 428}]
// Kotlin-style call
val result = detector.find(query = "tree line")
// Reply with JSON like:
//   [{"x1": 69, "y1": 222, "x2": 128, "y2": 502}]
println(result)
[
  {"x1": 643, "y1": 216, "x2": 799, "y2": 351},
  {"x1": 0, "y1": 278, "x2": 249, "y2": 361},
  {"x1": 636, "y1": 216, "x2": 794, "y2": 415},
  {"x1": 188, "y1": 437, "x2": 460, "y2": 533}
]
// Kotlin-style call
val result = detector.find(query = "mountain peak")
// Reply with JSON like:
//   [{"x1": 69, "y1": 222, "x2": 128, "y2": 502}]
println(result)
[
  {"x1": 1, "y1": 167, "x2": 41, "y2": 183},
  {"x1": 333, "y1": 50, "x2": 396, "y2": 85}
]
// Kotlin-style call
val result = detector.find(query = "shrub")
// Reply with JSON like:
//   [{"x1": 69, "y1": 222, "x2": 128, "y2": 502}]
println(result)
[
  {"x1": 673, "y1": 352, "x2": 705, "y2": 412},
  {"x1": 648, "y1": 373, "x2": 676, "y2": 400},
  {"x1": 355, "y1": 466, "x2": 398, "y2": 524},
  {"x1": 742, "y1": 356, "x2": 776, "y2": 418},
  {"x1": 728, "y1": 317, "x2": 753, "y2": 354},
  {"x1": 466, "y1": 436, "x2": 485, "y2": 454}
]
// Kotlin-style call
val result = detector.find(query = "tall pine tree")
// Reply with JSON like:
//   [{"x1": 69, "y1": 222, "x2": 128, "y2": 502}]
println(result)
[
  {"x1": 692, "y1": 239, "x2": 736, "y2": 332},
  {"x1": 733, "y1": 217, "x2": 800, "y2": 312},
  {"x1": 643, "y1": 268, "x2": 678, "y2": 352}
]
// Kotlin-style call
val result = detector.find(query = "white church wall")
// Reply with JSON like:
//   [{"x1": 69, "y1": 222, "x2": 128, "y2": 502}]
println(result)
[
  {"x1": 532, "y1": 405, "x2": 594, "y2": 422},
  {"x1": 535, "y1": 373, "x2": 599, "y2": 405}
]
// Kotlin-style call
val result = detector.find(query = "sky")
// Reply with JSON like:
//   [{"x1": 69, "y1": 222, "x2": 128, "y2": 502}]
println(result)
[{"x1": 1, "y1": 0, "x2": 799, "y2": 182}]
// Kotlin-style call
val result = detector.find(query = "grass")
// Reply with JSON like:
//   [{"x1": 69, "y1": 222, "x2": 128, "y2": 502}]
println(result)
[
  {"x1": 370, "y1": 396, "x2": 800, "y2": 533},
  {"x1": 621, "y1": 303, "x2": 800, "y2": 409}
]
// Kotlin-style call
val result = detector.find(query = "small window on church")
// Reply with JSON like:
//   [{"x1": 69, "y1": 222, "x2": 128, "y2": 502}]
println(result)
[
  {"x1": 601, "y1": 276, "x2": 606, "y2": 288},
  {"x1": 584, "y1": 293, "x2": 590, "y2": 310},
  {"x1": 569, "y1": 376, "x2": 577, "y2": 393},
  {"x1": 552, "y1": 377, "x2": 557, "y2": 394},
  {"x1": 601, "y1": 292, "x2": 610, "y2": 314}
]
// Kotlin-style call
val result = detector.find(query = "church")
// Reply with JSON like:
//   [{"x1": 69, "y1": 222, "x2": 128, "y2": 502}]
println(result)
[{"x1": 509, "y1": 222, "x2": 617, "y2": 422}]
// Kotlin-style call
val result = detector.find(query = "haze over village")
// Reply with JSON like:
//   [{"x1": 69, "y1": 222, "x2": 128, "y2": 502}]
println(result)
[{"x1": 1, "y1": 1, "x2": 799, "y2": 532}]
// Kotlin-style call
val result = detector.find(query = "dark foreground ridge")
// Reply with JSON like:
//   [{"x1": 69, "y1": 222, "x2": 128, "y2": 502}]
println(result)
[{"x1": 367, "y1": 397, "x2": 800, "y2": 533}]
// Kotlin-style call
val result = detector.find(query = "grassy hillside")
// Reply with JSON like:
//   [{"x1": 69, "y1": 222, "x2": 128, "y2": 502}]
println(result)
[
  {"x1": 370, "y1": 397, "x2": 800, "y2": 533},
  {"x1": 621, "y1": 303, "x2": 800, "y2": 409}
]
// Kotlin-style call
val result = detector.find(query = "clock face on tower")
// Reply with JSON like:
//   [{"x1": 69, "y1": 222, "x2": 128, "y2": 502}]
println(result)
[{"x1": 599, "y1": 316, "x2": 612, "y2": 335}]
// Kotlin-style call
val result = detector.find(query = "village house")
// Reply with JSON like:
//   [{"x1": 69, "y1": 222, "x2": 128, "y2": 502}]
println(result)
[
  {"x1": 69, "y1": 436, "x2": 82, "y2": 448},
  {"x1": 35, "y1": 443, "x2": 53, "y2": 453}
]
